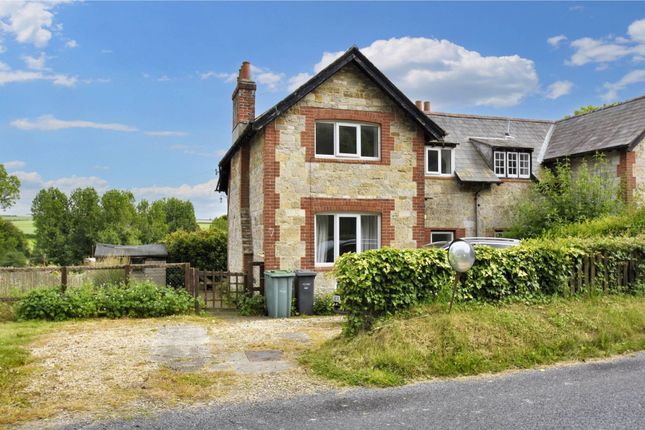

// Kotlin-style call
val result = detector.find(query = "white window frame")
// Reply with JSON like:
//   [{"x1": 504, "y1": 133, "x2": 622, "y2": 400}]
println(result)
[
  {"x1": 494, "y1": 151, "x2": 506, "y2": 177},
  {"x1": 518, "y1": 152, "x2": 531, "y2": 179},
  {"x1": 425, "y1": 146, "x2": 455, "y2": 176},
  {"x1": 314, "y1": 121, "x2": 380, "y2": 160},
  {"x1": 314, "y1": 213, "x2": 381, "y2": 267},
  {"x1": 507, "y1": 152, "x2": 519, "y2": 178},
  {"x1": 430, "y1": 230, "x2": 454, "y2": 243}
]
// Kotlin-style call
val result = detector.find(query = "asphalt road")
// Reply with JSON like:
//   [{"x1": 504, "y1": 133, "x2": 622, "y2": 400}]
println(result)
[{"x1": 60, "y1": 353, "x2": 645, "y2": 430}]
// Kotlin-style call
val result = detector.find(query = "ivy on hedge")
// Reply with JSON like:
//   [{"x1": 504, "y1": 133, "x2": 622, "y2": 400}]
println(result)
[{"x1": 335, "y1": 236, "x2": 645, "y2": 335}]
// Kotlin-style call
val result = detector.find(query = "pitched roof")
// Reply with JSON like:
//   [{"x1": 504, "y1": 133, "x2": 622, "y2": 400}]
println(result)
[
  {"x1": 428, "y1": 112, "x2": 553, "y2": 183},
  {"x1": 216, "y1": 46, "x2": 446, "y2": 192},
  {"x1": 543, "y1": 95, "x2": 645, "y2": 161},
  {"x1": 94, "y1": 243, "x2": 168, "y2": 258}
]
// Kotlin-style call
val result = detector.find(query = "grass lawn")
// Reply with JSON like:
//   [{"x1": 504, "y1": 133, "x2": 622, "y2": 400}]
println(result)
[
  {"x1": 197, "y1": 219, "x2": 211, "y2": 230},
  {"x1": 1, "y1": 215, "x2": 36, "y2": 249},
  {"x1": 301, "y1": 295, "x2": 645, "y2": 387}
]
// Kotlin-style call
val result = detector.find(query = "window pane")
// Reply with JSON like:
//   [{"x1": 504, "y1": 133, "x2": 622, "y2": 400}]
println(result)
[
  {"x1": 441, "y1": 149, "x2": 452, "y2": 174},
  {"x1": 507, "y1": 152, "x2": 518, "y2": 177},
  {"x1": 315, "y1": 123, "x2": 334, "y2": 156},
  {"x1": 494, "y1": 152, "x2": 505, "y2": 176},
  {"x1": 519, "y1": 153, "x2": 530, "y2": 178},
  {"x1": 338, "y1": 216, "x2": 357, "y2": 256},
  {"x1": 315, "y1": 215, "x2": 334, "y2": 263},
  {"x1": 361, "y1": 125, "x2": 379, "y2": 158},
  {"x1": 431, "y1": 231, "x2": 454, "y2": 243},
  {"x1": 338, "y1": 125, "x2": 358, "y2": 154},
  {"x1": 360, "y1": 215, "x2": 378, "y2": 251},
  {"x1": 427, "y1": 149, "x2": 439, "y2": 173}
]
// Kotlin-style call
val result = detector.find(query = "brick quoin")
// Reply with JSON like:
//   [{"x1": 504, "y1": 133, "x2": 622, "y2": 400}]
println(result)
[
  {"x1": 617, "y1": 150, "x2": 636, "y2": 203},
  {"x1": 412, "y1": 131, "x2": 427, "y2": 247},
  {"x1": 263, "y1": 123, "x2": 281, "y2": 270},
  {"x1": 298, "y1": 107, "x2": 395, "y2": 165},
  {"x1": 299, "y1": 197, "x2": 395, "y2": 270}
]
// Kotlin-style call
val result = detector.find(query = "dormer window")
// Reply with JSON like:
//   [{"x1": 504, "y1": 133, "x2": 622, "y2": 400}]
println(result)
[
  {"x1": 494, "y1": 150, "x2": 531, "y2": 179},
  {"x1": 315, "y1": 121, "x2": 380, "y2": 159},
  {"x1": 425, "y1": 147, "x2": 454, "y2": 176}
]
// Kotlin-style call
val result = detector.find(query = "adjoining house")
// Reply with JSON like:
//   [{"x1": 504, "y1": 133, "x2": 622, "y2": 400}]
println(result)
[
  {"x1": 94, "y1": 243, "x2": 168, "y2": 285},
  {"x1": 216, "y1": 46, "x2": 645, "y2": 293}
]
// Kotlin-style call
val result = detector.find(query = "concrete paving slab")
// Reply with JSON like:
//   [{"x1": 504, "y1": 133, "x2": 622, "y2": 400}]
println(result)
[{"x1": 151, "y1": 325, "x2": 210, "y2": 372}]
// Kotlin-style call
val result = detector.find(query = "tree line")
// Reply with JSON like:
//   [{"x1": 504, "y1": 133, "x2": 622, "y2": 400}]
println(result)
[{"x1": 31, "y1": 187, "x2": 200, "y2": 265}]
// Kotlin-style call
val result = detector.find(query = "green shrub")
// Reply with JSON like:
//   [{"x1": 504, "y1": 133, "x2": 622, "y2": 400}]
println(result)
[
  {"x1": 336, "y1": 237, "x2": 645, "y2": 334},
  {"x1": 545, "y1": 207, "x2": 645, "y2": 238},
  {"x1": 233, "y1": 293, "x2": 265, "y2": 316},
  {"x1": 15, "y1": 281, "x2": 196, "y2": 321},
  {"x1": 335, "y1": 247, "x2": 453, "y2": 334},
  {"x1": 507, "y1": 156, "x2": 624, "y2": 239},
  {"x1": 313, "y1": 293, "x2": 336, "y2": 315},
  {"x1": 165, "y1": 229, "x2": 227, "y2": 270}
]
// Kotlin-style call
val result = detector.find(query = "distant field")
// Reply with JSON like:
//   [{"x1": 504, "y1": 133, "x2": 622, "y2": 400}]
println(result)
[
  {"x1": 1, "y1": 216, "x2": 35, "y2": 250},
  {"x1": 197, "y1": 219, "x2": 211, "y2": 230}
]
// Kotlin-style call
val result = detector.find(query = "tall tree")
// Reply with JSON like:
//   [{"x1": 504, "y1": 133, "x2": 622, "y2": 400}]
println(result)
[
  {"x1": 137, "y1": 199, "x2": 168, "y2": 243},
  {"x1": 163, "y1": 197, "x2": 199, "y2": 233},
  {"x1": 32, "y1": 187, "x2": 72, "y2": 265},
  {"x1": 68, "y1": 187, "x2": 103, "y2": 261},
  {"x1": 0, "y1": 218, "x2": 29, "y2": 267},
  {"x1": 0, "y1": 164, "x2": 20, "y2": 210},
  {"x1": 98, "y1": 190, "x2": 140, "y2": 244}
]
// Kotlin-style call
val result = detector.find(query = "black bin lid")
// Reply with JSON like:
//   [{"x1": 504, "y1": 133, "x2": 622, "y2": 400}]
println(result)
[{"x1": 295, "y1": 269, "x2": 317, "y2": 277}]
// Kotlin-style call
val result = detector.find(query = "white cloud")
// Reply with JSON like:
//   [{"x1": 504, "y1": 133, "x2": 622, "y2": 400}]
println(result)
[
  {"x1": 567, "y1": 18, "x2": 645, "y2": 66},
  {"x1": 100, "y1": 49, "x2": 112, "y2": 54},
  {"x1": 601, "y1": 69, "x2": 645, "y2": 101},
  {"x1": 12, "y1": 170, "x2": 43, "y2": 183},
  {"x1": 157, "y1": 75, "x2": 170, "y2": 82},
  {"x1": 545, "y1": 80, "x2": 573, "y2": 99},
  {"x1": 65, "y1": 38, "x2": 77, "y2": 48},
  {"x1": 547, "y1": 35, "x2": 567, "y2": 48},
  {"x1": 131, "y1": 178, "x2": 226, "y2": 218},
  {"x1": 302, "y1": 37, "x2": 539, "y2": 109},
  {"x1": 10, "y1": 115, "x2": 138, "y2": 132},
  {"x1": 0, "y1": 61, "x2": 77, "y2": 86},
  {"x1": 200, "y1": 71, "x2": 236, "y2": 82},
  {"x1": 144, "y1": 130, "x2": 189, "y2": 137},
  {"x1": 2, "y1": 160, "x2": 26, "y2": 169},
  {"x1": 22, "y1": 52, "x2": 47, "y2": 70},
  {"x1": 0, "y1": 1, "x2": 70, "y2": 48},
  {"x1": 568, "y1": 37, "x2": 632, "y2": 66},
  {"x1": 44, "y1": 175, "x2": 109, "y2": 193},
  {"x1": 170, "y1": 144, "x2": 223, "y2": 158},
  {"x1": 287, "y1": 72, "x2": 312, "y2": 92}
]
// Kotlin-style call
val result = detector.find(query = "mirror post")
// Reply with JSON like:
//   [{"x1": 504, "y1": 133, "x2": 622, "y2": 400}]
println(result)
[{"x1": 448, "y1": 271, "x2": 461, "y2": 313}]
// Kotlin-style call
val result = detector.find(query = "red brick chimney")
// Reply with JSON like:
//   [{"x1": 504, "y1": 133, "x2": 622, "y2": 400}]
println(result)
[
  {"x1": 423, "y1": 101, "x2": 431, "y2": 113},
  {"x1": 232, "y1": 61, "x2": 256, "y2": 133}
]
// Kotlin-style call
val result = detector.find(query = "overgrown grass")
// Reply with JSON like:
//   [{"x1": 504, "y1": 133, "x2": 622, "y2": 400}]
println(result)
[
  {"x1": 301, "y1": 295, "x2": 645, "y2": 387},
  {"x1": 0, "y1": 320, "x2": 56, "y2": 424}
]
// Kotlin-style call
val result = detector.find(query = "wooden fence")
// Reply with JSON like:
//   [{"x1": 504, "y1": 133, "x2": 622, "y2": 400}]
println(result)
[
  {"x1": 568, "y1": 254, "x2": 639, "y2": 295},
  {"x1": 187, "y1": 269, "x2": 245, "y2": 310}
]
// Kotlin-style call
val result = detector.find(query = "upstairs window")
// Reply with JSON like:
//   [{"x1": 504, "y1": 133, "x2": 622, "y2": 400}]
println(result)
[
  {"x1": 426, "y1": 147, "x2": 454, "y2": 176},
  {"x1": 315, "y1": 122, "x2": 380, "y2": 159},
  {"x1": 494, "y1": 150, "x2": 531, "y2": 179}
]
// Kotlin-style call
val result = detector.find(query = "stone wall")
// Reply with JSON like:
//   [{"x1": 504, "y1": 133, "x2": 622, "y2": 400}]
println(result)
[
  {"x1": 227, "y1": 151, "x2": 243, "y2": 272},
  {"x1": 265, "y1": 64, "x2": 424, "y2": 294},
  {"x1": 249, "y1": 132, "x2": 265, "y2": 260},
  {"x1": 633, "y1": 139, "x2": 645, "y2": 203},
  {"x1": 424, "y1": 178, "x2": 532, "y2": 238}
]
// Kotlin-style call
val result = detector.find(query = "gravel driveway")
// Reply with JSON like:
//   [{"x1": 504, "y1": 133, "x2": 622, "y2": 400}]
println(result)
[{"x1": 19, "y1": 314, "x2": 343, "y2": 429}]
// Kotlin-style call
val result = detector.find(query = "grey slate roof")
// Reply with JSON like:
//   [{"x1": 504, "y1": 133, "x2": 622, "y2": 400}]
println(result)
[
  {"x1": 469, "y1": 137, "x2": 536, "y2": 149},
  {"x1": 94, "y1": 243, "x2": 168, "y2": 258},
  {"x1": 428, "y1": 112, "x2": 553, "y2": 182},
  {"x1": 543, "y1": 95, "x2": 645, "y2": 161}
]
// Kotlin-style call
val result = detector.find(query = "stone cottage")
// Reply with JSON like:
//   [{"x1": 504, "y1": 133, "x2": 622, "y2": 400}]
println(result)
[{"x1": 216, "y1": 47, "x2": 645, "y2": 293}]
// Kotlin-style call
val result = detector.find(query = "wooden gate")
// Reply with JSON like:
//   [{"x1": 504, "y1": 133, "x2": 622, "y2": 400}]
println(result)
[{"x1": 187, "y1": 269, "x2": 245, "y2": 310}]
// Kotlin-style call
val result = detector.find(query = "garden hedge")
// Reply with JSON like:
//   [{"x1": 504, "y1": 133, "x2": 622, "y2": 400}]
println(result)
[
  {"x1": 15, "y1": 281, "x2": 196, "y2": 321},
  {"x1": 335, "y1": 236, "x2": 645, "y2": 334}
]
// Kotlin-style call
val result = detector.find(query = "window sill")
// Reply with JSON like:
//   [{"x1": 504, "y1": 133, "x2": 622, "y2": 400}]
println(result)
[{"x1": 425, "y1": 174, "x2": 455, "y2": 179}]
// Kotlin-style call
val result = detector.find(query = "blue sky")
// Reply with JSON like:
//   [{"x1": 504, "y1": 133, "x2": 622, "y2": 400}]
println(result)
[{"x1": 1, "y1": 1, "x2": 644, "y2": 218}]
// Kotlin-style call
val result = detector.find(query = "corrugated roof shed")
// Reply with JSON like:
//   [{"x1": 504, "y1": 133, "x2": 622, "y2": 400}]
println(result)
[
  {"x1": 94, "y1": 243, "x2": 168, "y2": 258},
  {"x1": 543, "y1": 95, "x2": 645, "y2": 161},
  {"x1": 428, "y1": 113, "x2": 553, "y2": 182}
]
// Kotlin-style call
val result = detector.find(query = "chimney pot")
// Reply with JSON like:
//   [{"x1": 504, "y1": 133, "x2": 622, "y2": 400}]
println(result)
[
  {"x1": 424, "y1": 101, "x2": 431, "y2": 112},
  {"x1": 239, "y1": 61, "x2": 251, "y2": 80},
  {"x1": 415, "y1": 100, "x2": 423, "y2": 110}
]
